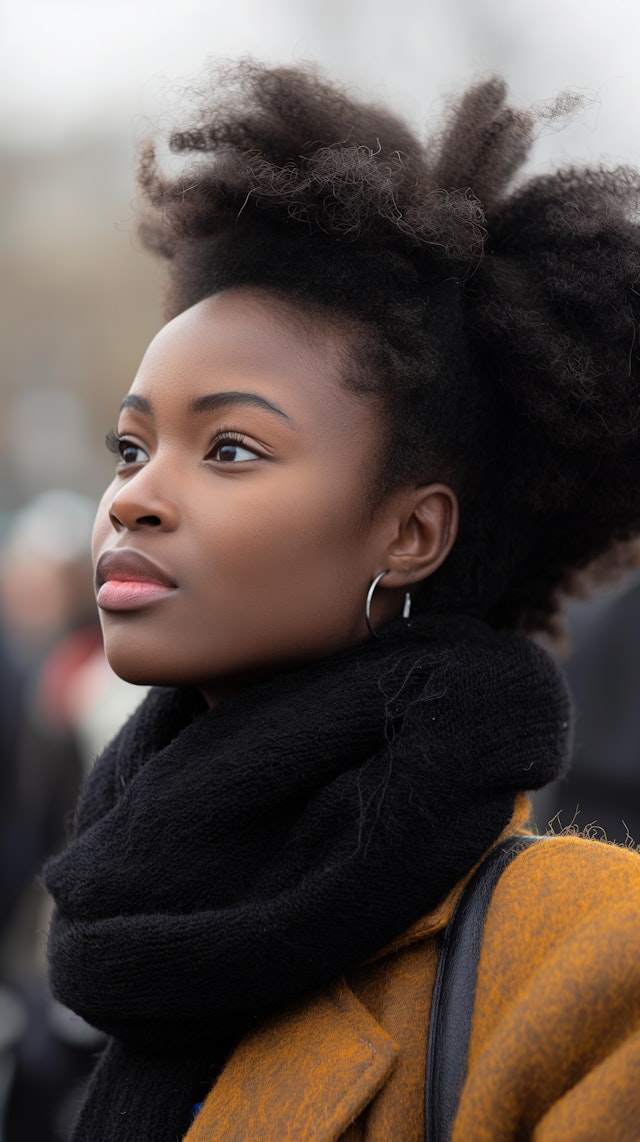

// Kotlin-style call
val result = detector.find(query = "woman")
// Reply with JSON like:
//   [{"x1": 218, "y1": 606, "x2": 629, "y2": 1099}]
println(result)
[{"x1": 45, "y1": 64, "x2": 640, "y2": 1141}]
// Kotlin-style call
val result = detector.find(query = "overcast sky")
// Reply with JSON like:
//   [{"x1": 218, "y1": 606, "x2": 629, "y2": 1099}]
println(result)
[{"x1": 2, "y1": 0, "x2": 640, "y2": 166}]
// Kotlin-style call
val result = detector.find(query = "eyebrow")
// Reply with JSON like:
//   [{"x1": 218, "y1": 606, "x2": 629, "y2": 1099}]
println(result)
[
  {"x1": 120, "y1": 394, "x2": 151, "y2": 414},
  {"x1": 189, "y1": 391, "x2": 294, "y2": 423},
  {"x1": 119, "y1": 390, "x2": 294, "y2": 425}
]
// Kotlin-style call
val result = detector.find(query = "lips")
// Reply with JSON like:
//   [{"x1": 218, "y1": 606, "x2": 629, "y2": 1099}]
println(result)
[
  {"x1": 96, "y1": 549, "x2": 176, "y2": 590},
  {"x1": 95, "y1": 549, "x2": 177, "y2": 612}
]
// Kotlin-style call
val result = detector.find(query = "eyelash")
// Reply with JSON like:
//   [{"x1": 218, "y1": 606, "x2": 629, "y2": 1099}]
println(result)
[
  {"x1": 206, "y1": 427, "x2": 244, "y2": 452},
  {"x1": 105, "y1": 429, "x2": 149, "y2": 469},
  {"x1": 105, "y1": 429, "x2": 121, "y2": 455},
  {"x1": 105, "y1": 426, "x2": 263, "y2": 464},
  {"x1": 205, "y1": 426, "x2": 264, "y2": 460}
]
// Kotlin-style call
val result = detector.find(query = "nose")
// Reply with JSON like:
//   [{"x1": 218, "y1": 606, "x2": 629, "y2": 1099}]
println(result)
[{"x1": 108, "y1": 467, "x2": 180, "y2": 533}]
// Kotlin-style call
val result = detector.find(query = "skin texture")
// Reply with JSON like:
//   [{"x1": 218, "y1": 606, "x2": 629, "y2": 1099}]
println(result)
[{"x1": 92, "y1": 289, "x2": 458, "y2": 705}]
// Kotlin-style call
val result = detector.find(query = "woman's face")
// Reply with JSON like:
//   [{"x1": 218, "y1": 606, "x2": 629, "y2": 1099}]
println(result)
[{"x1": 92, "y1": 289, "x2": 399, "y2": 703}]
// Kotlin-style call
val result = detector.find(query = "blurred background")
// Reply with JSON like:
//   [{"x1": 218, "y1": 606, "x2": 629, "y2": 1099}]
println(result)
[{"x1": 2, "y1": 1, "x2": 640, "y2": 1136}]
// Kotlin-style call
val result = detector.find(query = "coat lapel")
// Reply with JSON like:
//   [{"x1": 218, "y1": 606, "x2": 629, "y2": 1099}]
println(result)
[{"x1": 185, "y1": 980, "x2": 399, "y2": 1142}]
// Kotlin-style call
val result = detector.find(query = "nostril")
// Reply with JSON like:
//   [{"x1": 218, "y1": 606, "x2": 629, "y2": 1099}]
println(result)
[{"x1": 137, "y1": 515, "x2": 162, "y2": 527}]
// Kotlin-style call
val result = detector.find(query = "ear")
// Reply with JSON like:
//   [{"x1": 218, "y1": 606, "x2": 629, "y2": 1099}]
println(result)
[{"x1": 380, "y1": 483, "x2": 459, "y2": 590}]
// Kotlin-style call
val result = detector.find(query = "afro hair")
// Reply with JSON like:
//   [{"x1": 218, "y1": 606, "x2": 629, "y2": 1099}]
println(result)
[{"x1": 137, "y1": 61, "x2": 640, "y2": 634}]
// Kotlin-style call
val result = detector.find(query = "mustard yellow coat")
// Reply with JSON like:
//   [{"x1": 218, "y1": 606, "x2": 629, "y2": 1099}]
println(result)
[{"x1": 185, "y1": 798, "x2": 640, "y2": 1141}]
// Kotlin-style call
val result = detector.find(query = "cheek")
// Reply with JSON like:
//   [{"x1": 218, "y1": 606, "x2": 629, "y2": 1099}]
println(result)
[
  {"x1": 184, "y1": 479, "x2": 371, "y2": 668},
  {"x1": 198, "y1": 479, "x2": 366, "y2": 593}
]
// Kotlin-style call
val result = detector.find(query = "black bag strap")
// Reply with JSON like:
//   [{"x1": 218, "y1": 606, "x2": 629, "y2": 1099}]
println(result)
[{"x1": 424, "y1": 834, "x2": 543, "y2": 1142}]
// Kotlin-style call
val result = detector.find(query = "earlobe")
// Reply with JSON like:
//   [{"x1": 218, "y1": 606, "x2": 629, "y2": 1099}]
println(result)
[{"x1": 385, "y1": 484, "x2": 459, "y2": 588}]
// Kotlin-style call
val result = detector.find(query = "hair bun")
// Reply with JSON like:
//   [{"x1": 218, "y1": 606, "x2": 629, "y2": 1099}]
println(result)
[{"x1": 470, "y1": 166, "x2": 640, "y2": 456}]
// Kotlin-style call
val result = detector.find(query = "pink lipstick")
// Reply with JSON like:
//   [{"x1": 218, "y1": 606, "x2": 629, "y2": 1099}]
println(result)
[{"x1": 95, "y1": 549, "x2": 177, "y2": 612}]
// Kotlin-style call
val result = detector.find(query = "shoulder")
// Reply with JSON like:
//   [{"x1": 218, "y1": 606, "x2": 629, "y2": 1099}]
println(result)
[
  {"x1": 492, "y1": 832, "x2": 640, "y2": 936},
  {"x1": 453, "y1": 835, "x2": 640, "y2": 1140},
  {"x1": 501, "y1": 830, "x2": 640, "y2": 891},
  {"x1": 479, "y1": 834, "x2": 640, "y2": 1008}
]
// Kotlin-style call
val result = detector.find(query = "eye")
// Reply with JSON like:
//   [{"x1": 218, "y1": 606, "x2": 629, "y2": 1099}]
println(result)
[
  {"x1": 105, "y1": 429, "x2": 149, "y2": 467},
  {"x1": 206, "y1": 430, "x2": 262, "y2": 464}
]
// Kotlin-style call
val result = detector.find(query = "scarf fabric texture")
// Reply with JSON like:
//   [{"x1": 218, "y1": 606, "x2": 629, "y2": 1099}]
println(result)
[{"x1": 45, "y1": 614, "x2": 570, "y2": 1141}]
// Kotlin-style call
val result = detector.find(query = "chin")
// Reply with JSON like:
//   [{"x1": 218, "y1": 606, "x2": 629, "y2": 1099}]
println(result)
[
  {"x1": 100, "y1": 621, "x2": 191, "y2": 688},
  {"x1": 108, "y1": 661, "x2": 169, "y2": 687},
  {"x1": 104, "y1": 644, "x2": 180, "y2": 688}
]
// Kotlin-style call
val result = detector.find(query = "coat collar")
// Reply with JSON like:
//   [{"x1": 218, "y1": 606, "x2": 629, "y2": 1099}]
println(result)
[{"x1": 184, "y1": 979, "x2": 399, "y2": 1142}]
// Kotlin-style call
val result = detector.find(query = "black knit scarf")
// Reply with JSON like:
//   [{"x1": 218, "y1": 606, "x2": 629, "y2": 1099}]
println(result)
[{"x1": 45, "y1": 614, "x2": 570, "y2": 1141}]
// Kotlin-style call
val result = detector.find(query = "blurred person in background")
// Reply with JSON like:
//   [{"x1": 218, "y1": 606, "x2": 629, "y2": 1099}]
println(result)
[
  {"x1": 0, "y1": 490, "x2": 98, "y2": 907},
  {"x1": 0, "y1": 612, "x2": 29, "y2": 1140},
  {"x1": 0, "y1": 490, "x2": 143, "y2": 1142},
  {"x1": 40, "y1": 63, "x2": 640, "y2": 1141},
  {"x1": 0, "y1": 611, "x2": 25, "y2": 939},
  {"x1": 0, "y1": 490, "x2": 98, "y2": 669},
  {"x1": 535, "y1": 566, "x2": 640, "y2": 844}
]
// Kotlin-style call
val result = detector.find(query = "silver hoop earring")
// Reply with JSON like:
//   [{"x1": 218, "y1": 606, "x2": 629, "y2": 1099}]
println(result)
[
  {"x1": 366, "y1": 572, "x2": 413, "y2": 639},
  {"x1": 366, "y1": 570, "x2": 389, "y2": 639}
]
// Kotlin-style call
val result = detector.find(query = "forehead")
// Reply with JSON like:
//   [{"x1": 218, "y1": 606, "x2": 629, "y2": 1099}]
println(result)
[{"x1": 128, "y1": 289, "x2": 365, "y2": 427}]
